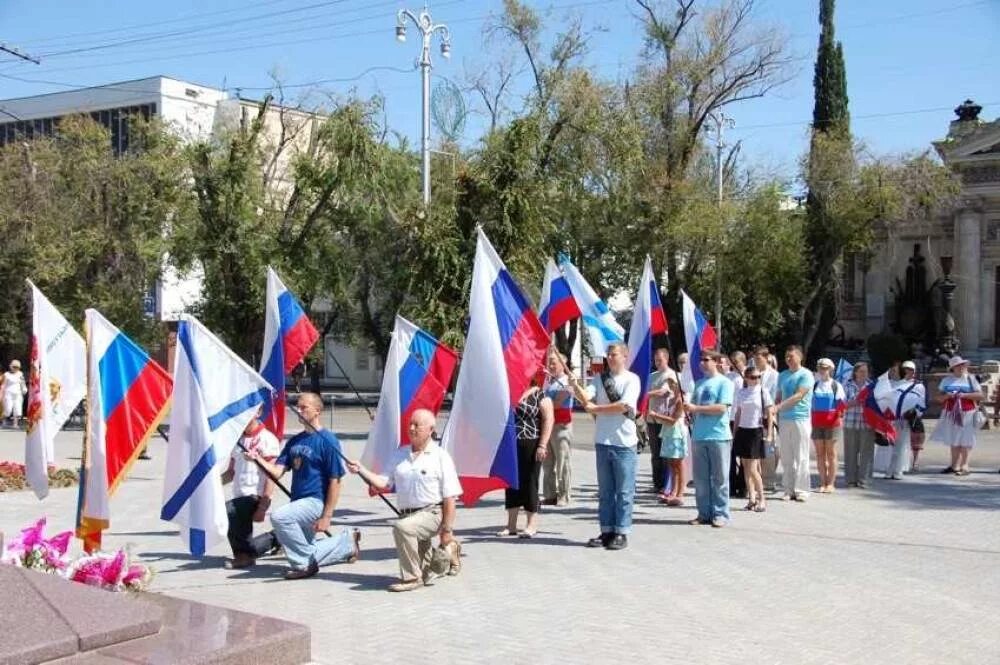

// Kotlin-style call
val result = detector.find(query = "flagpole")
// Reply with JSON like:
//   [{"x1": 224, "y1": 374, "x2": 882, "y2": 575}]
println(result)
[
  {"x1": 289, "y1": 405, "x2": 401, "y2": 517},
  {"x1": 326, "y1": 351, "x2": 376, "y2": 421}
]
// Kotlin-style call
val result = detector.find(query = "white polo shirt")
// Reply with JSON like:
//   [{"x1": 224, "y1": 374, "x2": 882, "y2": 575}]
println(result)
[{"x1": 388, "y1": 441, "x2": 463, "y2": 510}]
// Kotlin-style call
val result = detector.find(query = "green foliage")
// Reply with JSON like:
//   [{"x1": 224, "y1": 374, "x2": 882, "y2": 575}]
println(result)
[
  {"x1": 0, "y1": 116, "x2": 190, "y2": 358},
  {"x1": 813, "y1": 0, "x2": 849, "y2": 134},
  {"x1": 866, "y1": 333, "x2": 909, "y2": 376}
]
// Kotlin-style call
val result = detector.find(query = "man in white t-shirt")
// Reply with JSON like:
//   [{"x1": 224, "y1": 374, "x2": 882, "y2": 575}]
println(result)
[
  {"x1": 577, "y1": 342, "x2": 641, "y2": 551},
  {"x1": 221, "y1": 415, "x2": 281, "y2": 569},
  {"x1": 348, "y1": 409, "x2": 463, "y2": 592}
]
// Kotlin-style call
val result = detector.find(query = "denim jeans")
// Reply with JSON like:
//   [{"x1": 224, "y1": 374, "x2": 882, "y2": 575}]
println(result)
[
  {"x1": 270, "y1": 496, "x2": 355, "y2": 571},
  {"x1": 692, "y1": 439, "x2": 732, "y2": 522},
  {"x1": 595, "y1": 444, "x2": 637, "y2": 535}
]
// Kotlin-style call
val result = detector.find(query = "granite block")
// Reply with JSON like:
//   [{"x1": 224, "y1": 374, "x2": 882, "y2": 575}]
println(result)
[
  {"x1": 0, "y1": 567, "x2": 78, "y2": 665},
  {"x1": 22, "y1": 566, "x2": 162, "y2": 651},
  {"x1": 98, "y1": 593, "x2": 311, "y2": 665},
  {"x1": 46, "y1": 654, "x2": 136, "y2": 664}
]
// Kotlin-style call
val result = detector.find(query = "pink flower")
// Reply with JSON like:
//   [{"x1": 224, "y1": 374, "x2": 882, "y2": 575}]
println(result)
[
  {"x1": 122, "y1": 562, "x2": 151, "y2": 589},
  {"x1": 13, "y1": 517, "x2": 46, "y2": 551}
]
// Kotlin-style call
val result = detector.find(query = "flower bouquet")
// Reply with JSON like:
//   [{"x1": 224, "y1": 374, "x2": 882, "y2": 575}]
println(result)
[{"x1": 1, "y1": 517, "x2": 152, "y2": 592}]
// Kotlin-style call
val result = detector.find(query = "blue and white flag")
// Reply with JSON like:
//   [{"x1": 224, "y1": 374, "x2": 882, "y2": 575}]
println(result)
[
  {"x1": 160, "y1": 315, "x2": 274, "y2": 556},
  {"x1": 558, "y1": 256, "x2": 624, "y2": 357},
  {"x1": 835, "y1": 358, "x2": 853, "y2": 385}
]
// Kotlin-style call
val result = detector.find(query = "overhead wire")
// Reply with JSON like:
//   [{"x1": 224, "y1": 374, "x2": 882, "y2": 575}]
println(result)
[
  {"x1": 35, "y1": 0, "x2": 371, "y2": 58},
  {"x1": 1, "y1": 0, "x2": 615, "y2": 78},
  {"x1": 14, "y1": 0, "x2": 303, "y2": 48},
  {"x1": 13, "y1": 0, "x2": 407, "y2": 67}
]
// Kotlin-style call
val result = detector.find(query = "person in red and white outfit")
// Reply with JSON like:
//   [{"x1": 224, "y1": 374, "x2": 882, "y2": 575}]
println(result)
[
  {"x1": 930, "y1": 356, "x2": 982, "y2": 476},
  {"x1": 221, "y1": 413, "x2": 281, "y2": 569}
]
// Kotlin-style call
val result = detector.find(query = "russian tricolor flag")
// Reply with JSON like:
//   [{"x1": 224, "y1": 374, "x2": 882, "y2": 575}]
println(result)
[
  {"x1": 260, "y1": 267, "x2": 319, "y2": 439},
  {"x1": 442, "y1": 228, "x2": 550, "y2": 505},
  {"x1": 77, "y1": 309, "x2": 172, "y2": 552},
  {"x1": 681, "y1": 289, "x2": 717, "y2": 385},
  {"x1": 361, "y1": 315, "x2": 458, "y2": 476},
  {"x1": 627, "y1": 257, "x2": 669, "y2": 414},
  {"x1": 859, "y1": 374, "x2": 896, "y2": 443},
  {"x1": 538, "y1": 258, "x2": 580, "y2": 333}
]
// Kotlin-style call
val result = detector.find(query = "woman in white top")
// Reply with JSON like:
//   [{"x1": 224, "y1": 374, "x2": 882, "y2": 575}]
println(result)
[
  {"x1": 1, "y1": 360, "x2": 27, "y2": 427},
  {"x1": 733, "y1": 366, "x2": 774, "y2": 512},
  {"x1": 930, "y1": 356, "x2": 982, "y2": 476}
]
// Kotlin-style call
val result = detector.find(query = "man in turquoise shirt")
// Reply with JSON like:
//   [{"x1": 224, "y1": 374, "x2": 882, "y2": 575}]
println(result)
[
  {"x1": 685, "y1": 350, "x2": 735, "y2": 527},
  {"x1": 775, "y1": 345, "x2": 814, "y2": 501}
]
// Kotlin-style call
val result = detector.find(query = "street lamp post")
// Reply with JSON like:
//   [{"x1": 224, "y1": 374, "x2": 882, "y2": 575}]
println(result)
[
  {"x1": 710, "y1": 111, "x2": 735, "y2": 348},
  {"x1": 396, "y1": 6, "x2": 451, "y2": 206}
]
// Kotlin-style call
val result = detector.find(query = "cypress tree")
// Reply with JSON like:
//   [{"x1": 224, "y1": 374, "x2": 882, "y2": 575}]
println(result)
[{"x1": 812, "y1": 0, "x2": 849, "y2": 135}]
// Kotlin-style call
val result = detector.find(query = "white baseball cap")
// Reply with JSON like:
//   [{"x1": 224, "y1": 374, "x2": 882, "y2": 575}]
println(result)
[
  {"x1": 901, "y1": 360, "x2": 916, "y2": 371},
  {"x1": 816, "y1": 357, "x2": 834, "y2": 369}
]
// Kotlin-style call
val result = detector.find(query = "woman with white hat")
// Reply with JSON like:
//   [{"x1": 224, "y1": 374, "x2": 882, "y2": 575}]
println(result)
[
  {"x1": 930, "y1": 356, "x2": 982, "y2": 475},
  {"x1": 1, "y1": 359, "x2": 27, "y2": 428},
  {"x1": 886, "y1": 361, "x2": 926, "y2": 480},
  {"x1": 811, "y1": 358, "x2": 847, "y2": 493}
]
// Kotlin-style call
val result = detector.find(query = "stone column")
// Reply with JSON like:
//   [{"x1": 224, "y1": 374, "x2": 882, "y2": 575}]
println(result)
[{"x1": 954, "y1": 205, "x2": 983, "y2": 351}]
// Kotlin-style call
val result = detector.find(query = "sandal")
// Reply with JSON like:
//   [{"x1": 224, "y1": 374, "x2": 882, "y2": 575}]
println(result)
[
  {"x1": 518, "y1": 529, "x2": 536, "y2": 539},
  {"x1": 753, "y1": 503, "x2": 766, "y2": 513},
  {"x1": 666, "y1": 497, "x2": 684, "y2": 507},
  {"x1": 744, "y1": 501, "x2": 756, "y2": 511},
  {"x1": 495, "y1": 528, "x2": 517, "y2": 537}
]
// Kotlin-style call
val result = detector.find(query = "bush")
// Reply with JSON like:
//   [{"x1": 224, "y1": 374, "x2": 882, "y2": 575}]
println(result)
[
  {"x1": 0, "y1": 462, "x2": 78, "y2": 492},
  {"x1": 866, "y1": 333, "x2": 909, "y2": 376}
]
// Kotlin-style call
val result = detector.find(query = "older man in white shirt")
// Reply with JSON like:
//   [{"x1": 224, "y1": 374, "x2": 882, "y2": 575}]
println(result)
[{"x1": 348, "y1": 409, "x2": 462, "y2": 592}]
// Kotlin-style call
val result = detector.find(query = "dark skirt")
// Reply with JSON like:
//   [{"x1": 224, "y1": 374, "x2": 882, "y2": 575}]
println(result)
[
  {"x1": 734, "y1": 427, "x2": 765, "y2": 460},
  {"x1": 505, "y1": 437, "x2": 541, "y2": 512}
]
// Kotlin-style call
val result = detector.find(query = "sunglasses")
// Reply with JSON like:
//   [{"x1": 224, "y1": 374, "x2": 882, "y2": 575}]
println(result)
[
  {"x1": 699, "y1": 358, "x2": 713, "y2": 363},
  {"x1": 745, "y1": 375, "x2": 760, "y2": 380}
]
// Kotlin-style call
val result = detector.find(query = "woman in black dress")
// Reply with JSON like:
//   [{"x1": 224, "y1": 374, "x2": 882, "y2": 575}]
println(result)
[{"x1": 497, "y1": 380, "x2": 554, "y2": 538}]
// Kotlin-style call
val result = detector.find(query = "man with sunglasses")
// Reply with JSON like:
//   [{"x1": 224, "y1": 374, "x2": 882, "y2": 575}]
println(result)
[{"x1": 684, "y1": 350, "x2": 735, "y2": 528}]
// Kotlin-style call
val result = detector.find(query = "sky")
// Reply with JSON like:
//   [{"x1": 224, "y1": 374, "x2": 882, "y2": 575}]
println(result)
[{"x1": 0, "y1": 0, "x2": 997, "y2": 180}]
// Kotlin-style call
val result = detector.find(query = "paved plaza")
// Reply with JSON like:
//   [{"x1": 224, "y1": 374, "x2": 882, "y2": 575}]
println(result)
[{"x1": 2, "y1": 408, "x2": 999, "y2": 664}]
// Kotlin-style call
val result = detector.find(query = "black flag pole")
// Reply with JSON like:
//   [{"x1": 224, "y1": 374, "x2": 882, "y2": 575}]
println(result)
[
  {"x1": 325, "y1": 352, "x2": 376, "y2": 421},
  {"x1": 289, "y1": 404, "x2": 401, "y2": 517}
]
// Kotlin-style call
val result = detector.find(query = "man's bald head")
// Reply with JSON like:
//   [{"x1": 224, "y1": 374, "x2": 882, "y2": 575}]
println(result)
[
  {"x1": 408, "y1": 409, "x2": 437, "y2": 448},
  {"x1": 411, "y1": 409, "x2": 435, "y2": 427}
]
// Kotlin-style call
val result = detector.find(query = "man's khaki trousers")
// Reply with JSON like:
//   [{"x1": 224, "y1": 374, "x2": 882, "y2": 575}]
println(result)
[{"x1": 392, "y1": 506, "x2": 441, "y2": 581}]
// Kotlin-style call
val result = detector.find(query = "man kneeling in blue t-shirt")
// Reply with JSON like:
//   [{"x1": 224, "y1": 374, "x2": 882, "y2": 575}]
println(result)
[{"x1": 247, "y1": 392, "x2": 360, "y2": 580}]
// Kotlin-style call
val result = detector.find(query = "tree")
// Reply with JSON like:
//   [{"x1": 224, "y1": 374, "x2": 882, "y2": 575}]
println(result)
[
  {"x1": 630, "y1": 0, "x2": 793, "y2": 349},
  {"x1": 0, "y1": 116, "x2": 191, "y2": 360},
  {"x1": 797, "y1": 0, "x2": 852, "y2": 358}
]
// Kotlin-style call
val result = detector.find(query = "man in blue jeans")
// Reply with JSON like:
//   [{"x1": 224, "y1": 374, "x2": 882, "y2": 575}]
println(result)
[
  {"x1": 572, "y1": 342, "x2": 641, "y2": 550},
  {"x1": 685, "y1": 350, "x2": 735, "y2": 528},
  {"x1": 248, "y1": 392, "x2": 360, "y2": 579}
]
